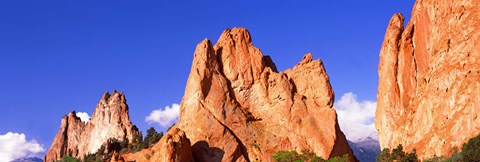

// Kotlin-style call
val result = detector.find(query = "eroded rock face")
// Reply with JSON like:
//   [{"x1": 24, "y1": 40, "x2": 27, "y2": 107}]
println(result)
[
  {"x1": 172, "y1": 28, "x2": 355, "y2": 161},
  {"x1": 45, "y1": 91, "x2": 140, "y2": 162},
  {"x1": 375, "y1": 0, "x2": 480, "y2": 159},
  {"x1": 121, "y1": 127, "x2": 194, "y2": 162}
]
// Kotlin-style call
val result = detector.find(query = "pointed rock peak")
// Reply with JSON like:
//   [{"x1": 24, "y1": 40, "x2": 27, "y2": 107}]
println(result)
[
  {"x1": 66, "y1": 111, "x2": 83, "y2": 123},
  {"x1": 196, "y1": 39, "x2": 213, "y2": 53},
  {"x1": 68, "y1": 111, "x2": 77, "y2": 118},
  {"x1": 177, "y1": 28, "x2": 355, "y2": 161},
  {"x1": 102, "y1": 91, "x2": 111, "y2": 100},
  {"x1": 300, "y1": 53, "x2": 313, "y2": 64},
  {"x1": 389, "y1": 13, "x2": 405, "y2": 30},
  {"x1": 193, "y1": 38, "x2": 216, "y2": 64},
  {"x1": 112, "y1": 89, "x2": 125, "y2": 96},
  {"x1": 61, "y1": 112, "x2": 73, "y2": 121},
  {"x1": 100, "y1": 90, "x2": 126, "y2": 102},
  {"x1": 217, "y1": 27, "x2": 252, "y2": 45}
]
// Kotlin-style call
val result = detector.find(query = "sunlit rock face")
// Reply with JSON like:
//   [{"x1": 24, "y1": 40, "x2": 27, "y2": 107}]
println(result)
[
  {"x1": 121, "y1": 127, "x2": 194, "y2": 162},
  {"x1": 375, "y1": 0, "x2": 480, "y2": 160},
  {"x1": 45, "y1": 91, "x2": 140, "y2": 162},
  {"x1": 153, "y1": 28, "x2": 356, "y2": 162}
]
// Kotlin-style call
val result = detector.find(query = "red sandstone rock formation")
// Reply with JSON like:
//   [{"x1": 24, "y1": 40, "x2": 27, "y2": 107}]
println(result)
[
  {"x1": 375, "y1": 0, "x2": 480, "y2": 159},
  {"x1": 138, "y1": 28, "x2": 355, "y2": 161},
  {"x1": 44, "y1": 90, "x2": 140, "y2": 162},
  {"x1": 121, "y1": 127, "x2": 194, "y2": 162}
]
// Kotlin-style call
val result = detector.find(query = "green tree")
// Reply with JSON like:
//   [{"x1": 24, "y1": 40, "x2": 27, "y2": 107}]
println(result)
[
  {"x1": 143, "y1": 127, "x2": 163, "y2": 147},
  {"x1": 461, "y1": 134, "x2": 480, "y2": 162},
  {"x1": 403, "y1": 149, "x2": 418, "y2": 162},
  {"x1": 56, "y1": 156, "x2": 80, "y2": 162},
  {"x1": 326, "y1": 154, "x2": 349, "y2": 162},
  {"x1": 82, "y1": 144, "x2": 106, "y2": 162},
  {"x1": 130, "y1": 131, "x2": 145, "y2": 152},
  {"x1": 377, "y1": 148, "x2": 392, "y2": 162},
  {"x1": 376, "y1": 144, "x2": 417, "y2": 162},
  {"x1": 391, "y1": 144, "x2": 406, "y2": 160},
  {"x1": 273, "y1": 149, "x2": 349, "y2": 162},
  {"x1": 273, "y1": 150, "x2": 304, "y2": 162}
]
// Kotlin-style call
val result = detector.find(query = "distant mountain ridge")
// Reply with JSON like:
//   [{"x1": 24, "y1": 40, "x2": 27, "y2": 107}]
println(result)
[
  {"x1": 10, "y1": 157, "x2": 43, "y2": 162},
  {"x1": 348, "y1": 138, "x2": 380, "y2": 162}
]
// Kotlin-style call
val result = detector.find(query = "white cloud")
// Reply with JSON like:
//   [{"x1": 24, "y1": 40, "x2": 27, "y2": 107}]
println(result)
[
  {"x1": 0, "y1": 132, "x2": 44, "y2": 162},
  {"x1": 334, "y1": 92, "x2": 377, "y2": 142},
  {"x1": 76, "y1": 112, "x2": 90, "y2": 123},
  {"x1": 145, "y1": 103, "x2": 180, "y2": 128}
]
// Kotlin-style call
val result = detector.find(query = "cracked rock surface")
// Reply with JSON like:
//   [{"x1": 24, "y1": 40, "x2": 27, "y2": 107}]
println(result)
[{"x1": 375, "y1": 0, "x2": 480, "y2": 160}]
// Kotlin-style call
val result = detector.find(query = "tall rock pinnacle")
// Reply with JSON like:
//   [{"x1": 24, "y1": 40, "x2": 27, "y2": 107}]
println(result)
[
  {"x1": 125, "y1": 28, "x2": 356, "y2": 161},
  {"x1": 45, "y1": 91, "x2": 140, "y2": 162},
  {"x1": 375, "y1": 0, "x2": 480, "y2": 159}
]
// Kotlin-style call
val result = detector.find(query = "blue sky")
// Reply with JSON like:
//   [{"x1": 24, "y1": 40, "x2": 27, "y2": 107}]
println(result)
[{"x1": 0, "y1": 0, "x2": 415, "y2": 159}]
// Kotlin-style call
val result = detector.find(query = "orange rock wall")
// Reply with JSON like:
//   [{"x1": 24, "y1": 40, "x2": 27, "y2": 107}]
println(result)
[{"x1": 375, "y1": 0, "x2": 480, "y2": 159}]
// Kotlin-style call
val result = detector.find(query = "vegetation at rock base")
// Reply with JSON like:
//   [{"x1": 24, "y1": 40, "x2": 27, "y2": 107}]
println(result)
[
  {"x1": 461, "y1": 134, "x2": 480, "y2": 162},
  {"x1": 273, "y1": 150, "x2": 349, "y2": 162},
  {"x1": 129, "y1": 130, "x2": 145, "y2": 152},
  {"x1": 379, "y1": 134, "x2": 480, "y2": 162},
  {"x1": 376, "y1": 144, "x2": 418, "y2": 162},
  {"x1": 422, "y1": 147, "x2": 461, "y2": 162},
  {"x1": 56, "y1": 156, "x2": 80, "y2": 162},
  {"x1": 144, "y1": 127, "x2": 164, "y2": 148},
  {"x1": 55, "y1": 132, "x2": 480, "y2": 162},
  {"x1": 55, "y1": 127, "x2": 164, "y2": 162}
]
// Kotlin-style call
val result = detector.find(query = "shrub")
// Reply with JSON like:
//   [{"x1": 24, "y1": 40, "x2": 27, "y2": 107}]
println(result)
[
  {"x1": 422, "y1": 147, "x2": 462, "y2": 162},
  {"x1": 130, "y1": 131, "x2": 145, "y2": 152},
  {"x1": 376, "y1": 144, "x2": 417, "y2": 162},
  {"x1": 56, "y1": 156, "x2": 80, "y2": 162},
  {"x1": 273, "y1": 150, "x2": 303, "y2": 162},
  {"x1": 391, "y1": 144, "x2": 405, "y2": 160},
  {"x1": 273, "y1": 150, "x2": 349, "y2": 162},
  {"x1": 461, "y1": 134, "x2": 480, "y2": 162},
  {"x1": 403, "y1": 150, "x2": 418, "y2": 162},
  {"x1": 377, "y1": 148, "x2": 392, "y2": 162},
  {"x1": 326, "y1": 154, "x2": 350, "y2": 162},
  {"x1": 144, "y1": 127, "x2": 163, "y2": 148},
  {"x1": 83, "y1": 144, "x2": 106, "y2": 162}
]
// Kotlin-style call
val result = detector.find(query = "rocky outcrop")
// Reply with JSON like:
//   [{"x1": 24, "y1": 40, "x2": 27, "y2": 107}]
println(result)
[
  {"x1": 122, "y1": 127, "x2": 194, "y2": 162},
  {"x1": 375, "y1": 0, "x2": 480, "y2": 159},
  {"x1": 143, "y1": 28, "x2": 355, "y2": 161},
  {"x1": 44, "y1": 90, "x2": 140, "y2": 162}
]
